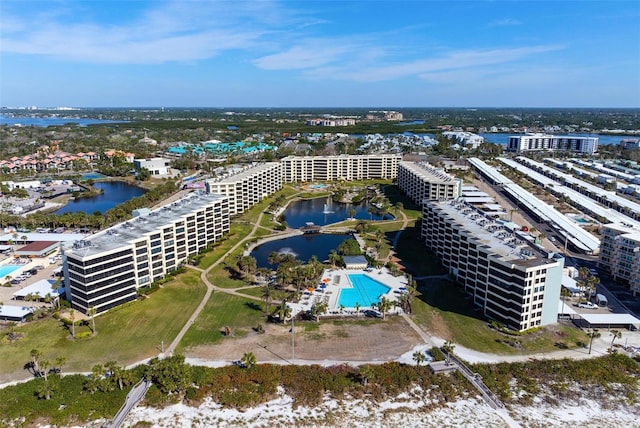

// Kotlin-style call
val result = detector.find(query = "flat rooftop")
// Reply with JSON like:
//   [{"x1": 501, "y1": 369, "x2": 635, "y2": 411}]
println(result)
[
  {"x1": 206, "y1": 162, "x2": 280, "y2": 184},
  {"x1": 64, "y1": 191, "x2": 228, "y2": 258},
  {"x1": 400, "y1": 161, "x2": 458, "y2": 184},
  {"x1": 432, "y1": 199, "x2": 557, "y2": 268}
]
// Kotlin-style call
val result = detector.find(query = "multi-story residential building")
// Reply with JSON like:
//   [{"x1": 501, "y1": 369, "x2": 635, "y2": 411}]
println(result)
[
  {"x1": 599, "y1": 223, "x2": 640, "y2": 295},
  {"x1": 62, "y1": 192, "x2": 229, "y2": 314},
  {"x1": 133, "y1": 157, "x2": 172, "y2": 177},
  {"x1": 507, "y1": 133, "x2": 598, "y2": 154},
  {"x1": 442, "y1": 131, "x2": 485, "y2": 149},
  {"x1": 281, "y1": 154, "x2": 401, "y2": 182},
  {"x1": 422, "y1": 199, "x2": 564, "y2": 331},
  {"x1": 396, "y1": 161, "x2": 461, "y2": 206},
  {"x1": 620, "y1": 139, "x2": 640, "y2": 150},
  {"x1": 205, "y1": 162, "x2": 282, "y2": 215}
]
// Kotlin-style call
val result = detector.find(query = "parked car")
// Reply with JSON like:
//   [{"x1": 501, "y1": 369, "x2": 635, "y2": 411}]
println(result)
[{"x1": 577, "y1": 302, "x2": 597, "y2": 309}]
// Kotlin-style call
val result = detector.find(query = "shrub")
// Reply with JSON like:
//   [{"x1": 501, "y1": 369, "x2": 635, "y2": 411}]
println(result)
[{"x1": 429, "y1": 346, "x2": 445, "y2": 361}]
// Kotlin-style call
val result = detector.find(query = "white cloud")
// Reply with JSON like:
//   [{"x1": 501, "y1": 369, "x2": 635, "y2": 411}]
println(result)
[
  {"x1": 488, "y1": 18, "x2": 523, "y2": 27},
  {"x1": 297, "y1": 44, "x2": 565, "y2": 82},
  {"x1": 0, "y1": 0, "x2": 285, "y2": 64}
]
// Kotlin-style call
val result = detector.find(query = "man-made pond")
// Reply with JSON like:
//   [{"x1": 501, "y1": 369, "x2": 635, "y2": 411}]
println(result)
[
  {"x1": 54, "y1": 181, "x2": 145, "y2": 214},
  {"x1": 250, "y1": 233, "x2": 352, "y2": 268},
  {"x1": 281, "y1": 197, "x2": 393, "y2": 229}
]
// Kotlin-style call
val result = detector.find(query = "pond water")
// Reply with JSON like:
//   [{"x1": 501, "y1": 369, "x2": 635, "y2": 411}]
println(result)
[
  {"x1": 281, "y1": 197, "x2": 393, "y2": 229},
  {"x1": 54, "y1": 181, "x2": 145, "y2": 214},
  {"x1": 250, "y1": 234, "x2": 352, "y2": 268}
]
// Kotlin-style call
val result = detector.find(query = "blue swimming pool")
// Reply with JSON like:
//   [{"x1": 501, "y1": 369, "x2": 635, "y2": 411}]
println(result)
[
  {"x1": 337, "y1": 274, "x2": 391, "y2": 308},
  {"x1": 0, "y1": 265, "x2": 21, "y2": 278}
]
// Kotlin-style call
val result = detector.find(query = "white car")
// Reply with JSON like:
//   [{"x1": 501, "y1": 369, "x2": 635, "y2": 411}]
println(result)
[{"x1": 578, "y1": 302, "x2": 597, "y2": 309}]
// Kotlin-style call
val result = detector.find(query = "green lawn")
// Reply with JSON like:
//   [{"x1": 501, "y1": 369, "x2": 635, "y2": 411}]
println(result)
[
  {"x1": 197, "y1": 223, "x2": 253, "y2": 269},
  {"x1": 207, "y1": 266, "x2": 252, "y2": 289},
  {"x1": 0, "y1": 270, "x2": 206, "y2": 383},
  {"x1": 178, "y1": 292, "x2": 266, "y2": 351},
  {"x1": 410, "y1": 279, "x2": 588, "y2": 355}
]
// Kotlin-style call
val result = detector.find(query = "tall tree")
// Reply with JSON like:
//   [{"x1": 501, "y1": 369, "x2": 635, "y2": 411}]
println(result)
[
  {"x1": 30, "y1": 349, "x2": 42, "y2": 376},
  {"x1": 87, "y1": 306, "x2": 97, "y2": 334}
]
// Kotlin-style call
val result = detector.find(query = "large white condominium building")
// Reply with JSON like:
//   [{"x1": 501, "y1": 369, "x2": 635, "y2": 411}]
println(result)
[
  {"x1": 507, "y1": 134, "x2": 598, "y2": 154},
  {"x1": 599, "y1": 223, "x2": 640, "y2": 295},
  {"x1": 397, "y1": 161, "x2": 461, "y2": 206},
  {"x1": 205, "y1": 162, "x2": 282, "y2": 215},
  {"x1": 62, "y1": 192, "x2": 229, "y2": 314},
  {"x1": 281, "y1": 154, "x2": 401, "y2": 182},
  {"x1": 422, "y1": 199, "x2": 564, "y2": 331}
]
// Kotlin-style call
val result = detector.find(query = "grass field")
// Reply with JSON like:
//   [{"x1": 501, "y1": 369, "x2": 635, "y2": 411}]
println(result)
[
  {"x1": 177, "y1": 292, "x2": 266, "y2": 351},
  {"x1": 0, "y1": 270, "x2": 206, "y2": 383},
  {"x1": 410, "y1": 279, "x2": 588, "y2": 355}
]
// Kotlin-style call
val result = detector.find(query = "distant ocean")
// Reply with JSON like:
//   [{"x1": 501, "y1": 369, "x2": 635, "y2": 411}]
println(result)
[
  {"x1": 479, "y1": 133, "x2": 637, "y2": 147},
  {"x1": 0, "y1": 114, "x2": 127, "y2": 127}
]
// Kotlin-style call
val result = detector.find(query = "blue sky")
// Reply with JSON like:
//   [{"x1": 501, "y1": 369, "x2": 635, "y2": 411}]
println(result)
[{"x1": 1, "y1": 0, "x2": 639, "y2": 108}]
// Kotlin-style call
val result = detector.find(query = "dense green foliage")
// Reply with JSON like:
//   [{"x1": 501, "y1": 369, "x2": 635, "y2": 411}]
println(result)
[
  {"x1": 2, "y1": 354, "x2": 638, "y2": 427},
  {"x1": 473, "y1": 353, "x2": 640, "y2": 405}
]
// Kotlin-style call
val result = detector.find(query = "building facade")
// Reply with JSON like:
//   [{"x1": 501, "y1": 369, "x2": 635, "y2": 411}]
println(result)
[
  {"x1": 507, "y1": 134, "x2": 598, "y2": 154},
  {"x1": 205, "y1": 162, "x2": 282, "y2": 215},
  {"x1": 396, "y1": 161, "x2": 461, "y2": 206},
  {"x1": 422, "y1": 199, "x2": 564, "y2": 331},
  {"x1": 281, "y1": 154, "x2": 401, "y2": 182},
  {"x1": 133, "y1": 157, "x2": 172, "y2": 176},
  {"x1": 62, "y1": 192, "x2": 229, "y2": 314},
  {"x1": 599, "y1": 224, "x2": 640, "y2": 295}
]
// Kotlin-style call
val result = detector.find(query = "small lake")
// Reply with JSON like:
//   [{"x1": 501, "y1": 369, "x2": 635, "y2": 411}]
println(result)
[
  {"x1": 250, "y1": 234, "x2": 352, "y2": 268},
  {"x1": 0, "y1": 114, "x2": 128, "y2": 127},
  {"x1": 54, "y1": 181, "x2": 145, "y2": 214},
  {"x1": 281, "y1": 197, "x2": 393, "y2": 229}
]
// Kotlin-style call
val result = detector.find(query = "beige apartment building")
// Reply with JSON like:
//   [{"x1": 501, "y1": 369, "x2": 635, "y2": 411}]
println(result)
[
  {"x1": 397, "y1": 161, "x2": 461, "y2": 206},
  {"x1": 281, "y1": 154, "x2": 401, "y2": 182},
  {"x1": 422, "y1": 199, "x2": 564, "y2": 331},
  {"x1": 205, "y1": 162, "x2": 282, "y2": 215}
]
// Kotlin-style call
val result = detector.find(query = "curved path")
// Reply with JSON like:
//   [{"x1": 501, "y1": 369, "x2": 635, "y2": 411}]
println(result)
[{"x1": 166, "y1": 213, "x2": 268, "y2": 355}]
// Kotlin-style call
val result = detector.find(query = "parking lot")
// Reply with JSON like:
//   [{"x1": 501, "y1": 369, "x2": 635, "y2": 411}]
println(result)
[{"x1": 0, "y1": 253, "x2": 64, "y2": 311}]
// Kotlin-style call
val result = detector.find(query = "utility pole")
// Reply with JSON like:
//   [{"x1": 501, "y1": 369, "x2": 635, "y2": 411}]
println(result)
[{"x1": 291, "y1": 315, "x2": 295, "y2": 363}]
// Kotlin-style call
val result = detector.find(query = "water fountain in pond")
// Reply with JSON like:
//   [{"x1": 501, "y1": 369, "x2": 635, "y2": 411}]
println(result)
[
  {"x1": 322, "y1": 197, "x2": 334, "y2": 214},
  {"x1": 277, "y1": 247, "x2": 298, "y2": 257}
]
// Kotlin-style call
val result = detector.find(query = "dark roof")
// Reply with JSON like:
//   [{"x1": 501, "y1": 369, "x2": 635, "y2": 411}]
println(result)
[{"x1": 17, "y1": 241, "x2": 59, "y2": 252}]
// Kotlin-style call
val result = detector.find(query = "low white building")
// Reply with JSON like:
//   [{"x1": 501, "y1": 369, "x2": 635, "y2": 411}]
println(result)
[{"x1": 133, "y1": 157, "x2": 172, "y2": 177}]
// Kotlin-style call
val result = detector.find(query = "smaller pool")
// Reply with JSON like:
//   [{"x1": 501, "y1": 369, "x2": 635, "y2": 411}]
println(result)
[
  {"x1": 575, "y1": 217, "x2": 590, "y2": 224},
  {"x1": 0, "y1": 265, "x2": 21, "y2": 278},
  {"x1": 338, "y1": 274, "x2": 391, "y2": 308},
  {"x1": 310, "y1": 184, "x2": 327, "y2": 189}
]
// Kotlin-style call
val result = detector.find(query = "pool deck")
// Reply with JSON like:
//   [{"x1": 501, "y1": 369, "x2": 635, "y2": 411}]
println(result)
[{"x1": 288, "y1": 267, "x2": 408, "y2": 318}]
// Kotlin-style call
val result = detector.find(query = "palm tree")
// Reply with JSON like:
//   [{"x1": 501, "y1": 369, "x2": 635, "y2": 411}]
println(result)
[
  {"x1": 261, "y1": 285, "x2": 273, "y2": 314},
  {"x1": 54, "y1": 355, "x2": 66, "y2": 375},
  {"x1": 40, "y1": 360, "x2": 50, "y2": 381},
  {"x1": 348, "y1": 207, "x2": 356, "y2": 220},
  {"x1": 610, "y1": 329, "x2": 622, "y2": 348},
  {"x1": 367, "y1": 206, "x2": 375, "y2": 221},
  {"x1": 354, "y1": 302, "x2": 361, "y2": 317},
  {"x1": 443, "y1": 340, "x2": 455, "y2": 365},
  {"x1": 36, "y1": 379, "x2": 56, "y2": 400},
  {"x1": 328, "y1": 250, "x2": 341, "y2": 268},
  {"x1": 560, "y1": 287, "x2": 572, "y2": 316},
  {"x1": 240, "y1": 352, "x2": 257, "y2": 369},
  {"x1": 413, "y1": 351, "x2": 426, "y2": 366},
  {"x1": 276, "y1": 300, "x2": 291, "y2": 324},
  {"x1": 377, "y1": 296, "x2": 391, "y2": 320},
  {"x1": 30, "y1": 349, "x2": 42, "y2": 376},
  {"x1": 68, "y1": 308, "x2": 75, "y2": 338},
  {"x1": 587, "y1": 329, "x2": 601, "y2": 354},
  {"x1": 87, "y1": 306, "x2": 97, "y2": 334}
]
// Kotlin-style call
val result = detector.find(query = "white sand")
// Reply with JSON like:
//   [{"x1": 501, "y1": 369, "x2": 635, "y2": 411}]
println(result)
[{"x1": 123, "y1": 385, "x2": 639, "y2": 428}]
